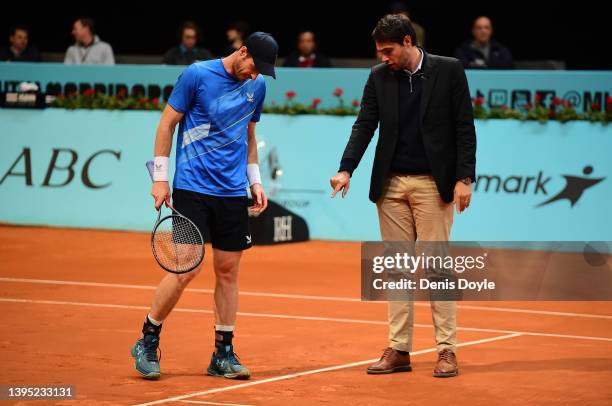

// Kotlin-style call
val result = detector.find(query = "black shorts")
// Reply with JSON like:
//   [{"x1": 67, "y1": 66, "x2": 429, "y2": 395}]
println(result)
[{"x1": 172, "y1": 188, "x2": 252, "y2": 252}]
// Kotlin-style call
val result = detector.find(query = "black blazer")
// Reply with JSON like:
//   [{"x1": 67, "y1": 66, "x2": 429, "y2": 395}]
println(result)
[{"x1": 341, "y1": 51, "x2": 476, "y2": 203}]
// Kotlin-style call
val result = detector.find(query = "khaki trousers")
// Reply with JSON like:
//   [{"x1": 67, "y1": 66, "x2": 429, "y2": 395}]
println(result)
[{"x1": 376, "y1": 174, "x2": 456, "y2": 353}]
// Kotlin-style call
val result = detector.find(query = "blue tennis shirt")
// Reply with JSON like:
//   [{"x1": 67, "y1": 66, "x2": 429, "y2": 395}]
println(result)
[{"x1": 168, "y1": 59, "x2": 266, "y2": 197}]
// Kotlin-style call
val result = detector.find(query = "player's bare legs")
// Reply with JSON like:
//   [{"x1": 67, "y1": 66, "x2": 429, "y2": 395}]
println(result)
[
  {"x1": 207, "y1": 249, "x2": 250, "y2": 379},
  {"x1": 149, "y1": 267, "x2": 202, "y2": 322},
  {"x1": 212, "y1": 249, "x2": 242, "y2": 325},
  {"x1": 131, "y1": 266, "x2": 202, "y2": 379}
]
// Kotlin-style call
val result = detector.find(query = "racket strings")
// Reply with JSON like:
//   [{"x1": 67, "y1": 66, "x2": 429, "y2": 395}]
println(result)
[{"x1": 153, "y1": 215, "x2": 203, "y2": 272}]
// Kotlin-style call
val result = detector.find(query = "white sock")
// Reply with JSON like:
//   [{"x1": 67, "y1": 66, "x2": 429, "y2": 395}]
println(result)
[
  {"x1": 147, "y1": 314, "x2": 163, "y2": 326},
  {"x1": 215, "y1": 324, "x2": 234, "y2": 332}
]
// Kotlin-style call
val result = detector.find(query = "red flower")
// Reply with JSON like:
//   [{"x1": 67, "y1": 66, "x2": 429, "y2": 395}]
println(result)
[
  {"x1": 563, "y1": 99, "x2": 573, "y2": 109},
  {"x1": 524, "y1": 102, "x2": 533, "y2": 110},
  {"x1": 152, "y1": 98, "x2": 160, "y2": 108},
  {"x1": 534, "y1": 93, "x2": 542, "y2": 104},
  {"x1": 552, "y1": 96, "x2": 561, "y2": 106},
  {"x1": 83, "y1": 88, "x2": 95, "y2": 97},
  {"x1": 606, "y1": 96, "x2": 612, "y2": 112},
  {"x1": 333, "y1": 87, "x2": 343, "y2": 97},
  {"x1": 548, "y1": 110, "x2": 556, "y2": 118},
  {"x1": 352, "y1": 99, "x2": 360, "y2": 108},
  {"x1": 473, "y1": 97, "x2": 484, "y2": 106},
  {"x1": 500, "y1": 104, "x2": 508, "y2": 110},
  {"x1": 311, "y1": 98, "x2": 322, "y2": 108},
  {"x1": 117, "y1": 88, "x2": 127, "y2": 99},
  {"x1": 139, "y1": 97, "x2": 148, "y2": 104},
  {"x1": 591, "y1": 102, "x2": 601, "y2": 112},
  {"x1": 68, "y1": 91, "x2": 78, "y2": 98},
  {"x1": 285, "y1": 90, "x2": 296, "y2": 100}
]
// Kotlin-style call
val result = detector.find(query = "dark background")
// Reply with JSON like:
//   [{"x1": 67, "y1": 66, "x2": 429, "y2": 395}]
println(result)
[{"x1": 1, "y1": 1, "x2": 609, "y2": 69}]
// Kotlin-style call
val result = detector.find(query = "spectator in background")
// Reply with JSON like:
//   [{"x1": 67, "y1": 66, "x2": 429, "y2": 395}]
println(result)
[
  {"x1": 64, "y1": 18, "x2": 114, "y2": 65},
  {"x1": 389, "y1": 2, "x2": 426, "y2": 48},
  {"x1": 283, "y1": 31, "x2": 332, "y2": 68},
  {"x1": 162, "y1": 21, "x2": 213, "y2": 65},
  {"x1": 224, "y1": 21, "x2": 249, "y2": 56},
  {"x1": 0, "y1": 25, "x2": 41, "y2": 62},
  {"x1": 454, "y1": 16, "x2": 513, "y2": 69}
]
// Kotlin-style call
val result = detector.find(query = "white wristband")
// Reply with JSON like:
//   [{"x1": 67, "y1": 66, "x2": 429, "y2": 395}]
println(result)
[
  {"x1": 247, "y1": 163, "x2": 262, "y2": 186},
  {"x1": 153, "y1": 156, "x2": 169, "y2": 181}
]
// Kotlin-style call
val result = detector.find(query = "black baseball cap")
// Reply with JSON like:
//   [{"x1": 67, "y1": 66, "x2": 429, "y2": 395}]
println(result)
[{"x1": 245, "y1": 32, "x2": 278, "y2": 79}]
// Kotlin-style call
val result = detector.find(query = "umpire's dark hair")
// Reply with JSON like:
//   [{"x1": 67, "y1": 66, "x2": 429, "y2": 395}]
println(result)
[
  {"x1": 77, "y1": 17, "x2": 96, "y2": 35},
  {"x1": 372, "y1": 14, "x2": 417, "y2": 46},
  {"x1": 178, "y1": 21, "x2": 200, "y2": 41}
]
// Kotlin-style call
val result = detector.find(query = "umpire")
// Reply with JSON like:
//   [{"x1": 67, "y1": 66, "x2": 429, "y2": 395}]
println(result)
[{"x1": 330, "y1": 14, "x2": 477, "y2": 377}]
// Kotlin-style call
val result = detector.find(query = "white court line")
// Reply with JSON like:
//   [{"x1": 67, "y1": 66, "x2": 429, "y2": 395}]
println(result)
[
  {"x1": 1, "y1": 297, "x2": 611, "y2": 343},
  {"x1": 133, "y1": 333, "x2": 523, "y2": 406},
  {"x1": 180, "y1": 401, "x2": 252, "y2": 406},
  {"x1": 454, "y1": 304, "x2": 612, "y2": 320},
  {"x1": 0, "y1": 277, "x2": 358, "y2": 301},
  {"x1": 2, "y1": 277, "x2": 611, "y2": 320}
]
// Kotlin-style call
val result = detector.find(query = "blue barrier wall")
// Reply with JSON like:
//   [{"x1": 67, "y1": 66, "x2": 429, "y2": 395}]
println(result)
[
  {"x1": 1, "y1": 109, "x2": 610, "y2": 241},
  {"x1": 1, "y1": 63, "x2": 611, "y2": 111}
]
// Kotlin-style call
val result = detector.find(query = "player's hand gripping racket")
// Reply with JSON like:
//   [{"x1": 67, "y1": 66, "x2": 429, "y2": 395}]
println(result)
[{"x1": 146, "y1": 161, "x2": 204, "y2": 274}]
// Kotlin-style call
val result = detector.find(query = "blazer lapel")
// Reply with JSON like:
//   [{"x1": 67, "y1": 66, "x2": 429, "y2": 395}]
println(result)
[{"x1": 420, "y1": 52, "x2": 439, "y2": 123}]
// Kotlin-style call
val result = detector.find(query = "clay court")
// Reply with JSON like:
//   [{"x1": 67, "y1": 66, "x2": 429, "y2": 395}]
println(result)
[{"x1": 1, "y1": 225, "x2": 611, "y2": 405}]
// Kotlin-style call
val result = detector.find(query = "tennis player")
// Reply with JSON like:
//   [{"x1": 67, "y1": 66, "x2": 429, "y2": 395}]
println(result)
[{"x1": 130, "y1": 32, "x2": 278, "y2": 380}]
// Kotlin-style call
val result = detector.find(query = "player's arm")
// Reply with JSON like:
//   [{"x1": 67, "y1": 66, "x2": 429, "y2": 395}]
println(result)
[
  {"x1": 247, "y1": 122, "x2": 268, "y2": 213},
  {"x1": 151, "y1": 104, "x2": 184, "y2": 209}
]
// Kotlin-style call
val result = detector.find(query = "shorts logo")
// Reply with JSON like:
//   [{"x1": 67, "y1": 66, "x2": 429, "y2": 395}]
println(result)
[
  {"x1": 246, "y1": 235, "x2": 252, "y2": 244},
  {"x1": 246, "y1": 92, "x2": 255, "y2": 103}
]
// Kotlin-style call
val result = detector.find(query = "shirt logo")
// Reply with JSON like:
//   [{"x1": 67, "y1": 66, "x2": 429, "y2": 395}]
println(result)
[
  {"x1": 246, "y1": 235, "x2": 252, "y2": 244},
  {"x1": 246, "y1": 92, "x2": 255, "y2": 103}
]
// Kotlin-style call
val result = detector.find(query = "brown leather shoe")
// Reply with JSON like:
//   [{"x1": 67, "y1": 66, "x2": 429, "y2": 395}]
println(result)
[
  {"x1": 433, "y1": 349, "x2": 458, "y2": 377},
  {"x1": 366, "y1": 347, "x2": 412, "y2": 374}
]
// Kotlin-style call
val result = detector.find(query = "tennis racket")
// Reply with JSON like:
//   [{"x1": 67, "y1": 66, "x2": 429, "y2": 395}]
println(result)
[{"x1": 146, "y1": 160, "x2": 204, "y2": 274}]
